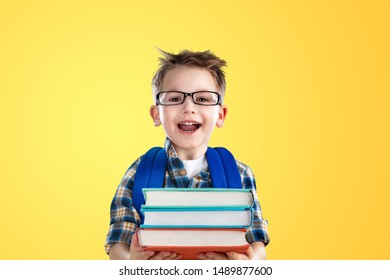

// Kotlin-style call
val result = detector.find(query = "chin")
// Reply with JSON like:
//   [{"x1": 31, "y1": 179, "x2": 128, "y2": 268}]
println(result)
[{"x1": 172, "y1": 139, "x2": 205, "y2": 150}]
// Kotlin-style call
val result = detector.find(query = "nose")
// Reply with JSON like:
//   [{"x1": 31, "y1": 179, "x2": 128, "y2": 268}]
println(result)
[{"x1": 182, "y1": 94, "x2": 197, "y2": 114}]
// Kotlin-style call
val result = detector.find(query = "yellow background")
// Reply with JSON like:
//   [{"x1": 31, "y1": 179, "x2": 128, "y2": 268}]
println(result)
[{"x1": 0, "y1": 0, "x2": 389, "y2": 259}]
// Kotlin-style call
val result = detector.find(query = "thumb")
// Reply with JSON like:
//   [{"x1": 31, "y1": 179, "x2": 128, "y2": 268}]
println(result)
[
  {"x1": 130, "y1": 232, "x2": 155, "y2": 260},
  {"x1": 130, "y1": 232, "x2": 139, "y2": 247}
]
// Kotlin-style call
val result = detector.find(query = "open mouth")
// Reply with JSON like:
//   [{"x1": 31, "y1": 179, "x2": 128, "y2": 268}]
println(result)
[{"x1": 177, "y1": 122, "x2": 202, "y2": 133}]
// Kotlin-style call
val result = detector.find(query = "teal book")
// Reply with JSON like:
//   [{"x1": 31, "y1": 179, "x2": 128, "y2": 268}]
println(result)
[
  {"x1": 140, "y1": 206, "x2": 253, "y2": 229},
  {"x1": 142, "y1": 188, "x2": 254, "y2": 208}
]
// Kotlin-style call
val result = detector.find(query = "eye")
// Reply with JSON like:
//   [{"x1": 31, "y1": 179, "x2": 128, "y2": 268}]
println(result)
[
  {"x1": 169, "y1": 97, "x2": 181, "y2": 102},
  {"x1": 194, "y1": 92, "x2": 217, "y2": 104},
  {"x1": 196, "y1": 96, "x2": 210, "y2": 102},
  {"x1": 163, "y1": 92, "x2": 183, "y2": 104}
]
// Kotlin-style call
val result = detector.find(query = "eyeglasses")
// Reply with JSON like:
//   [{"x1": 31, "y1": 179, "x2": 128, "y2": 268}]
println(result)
[{"x1": 156, "y1": 91, "x2": 222, "y2": 106}]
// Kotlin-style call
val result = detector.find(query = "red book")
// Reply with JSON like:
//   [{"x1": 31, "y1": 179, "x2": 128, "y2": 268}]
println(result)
[{"x1": 137, "y1": 228, "x2": 249, "y2": 260}]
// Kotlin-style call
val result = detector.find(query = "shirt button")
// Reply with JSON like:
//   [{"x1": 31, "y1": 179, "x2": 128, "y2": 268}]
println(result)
[{"x1": 180, "y1": 169, "x2": 186, "y2": 176}]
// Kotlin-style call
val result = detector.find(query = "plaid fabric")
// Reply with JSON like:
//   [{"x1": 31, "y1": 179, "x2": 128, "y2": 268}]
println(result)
[{"x1": 105, "y1": 138, "x2": 270, "y2": 254}]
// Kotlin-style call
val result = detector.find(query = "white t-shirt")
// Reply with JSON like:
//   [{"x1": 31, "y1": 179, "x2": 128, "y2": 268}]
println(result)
[{"x1": 182, "y1": 155, "x2": 207, "y2": 180}]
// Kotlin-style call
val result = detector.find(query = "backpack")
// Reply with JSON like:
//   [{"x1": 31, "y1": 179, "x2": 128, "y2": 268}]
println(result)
[{"x1": 133, "y1": 146, "x2": 242, "y2": 223}]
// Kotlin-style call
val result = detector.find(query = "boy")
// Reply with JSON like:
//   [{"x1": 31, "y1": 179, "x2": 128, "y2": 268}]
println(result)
[{"x1": 105, "y1": 49, "x2": 270, "y2": 260}]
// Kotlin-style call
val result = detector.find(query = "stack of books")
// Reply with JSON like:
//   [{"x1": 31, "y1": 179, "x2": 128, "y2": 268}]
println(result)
[{"x1": 137, "y1": 188, "x2": 254, "y2": 260}]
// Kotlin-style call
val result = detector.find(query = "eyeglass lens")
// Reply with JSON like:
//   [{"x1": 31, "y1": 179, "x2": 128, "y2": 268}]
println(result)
[{"x1": 158, "y1": 91, "x2": 219, "y2": 105}]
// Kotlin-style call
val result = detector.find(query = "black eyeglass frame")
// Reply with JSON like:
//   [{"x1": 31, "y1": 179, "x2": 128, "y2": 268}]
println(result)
[{"x1": 155, "y1": 90, "x2": 222, "y2": 106}]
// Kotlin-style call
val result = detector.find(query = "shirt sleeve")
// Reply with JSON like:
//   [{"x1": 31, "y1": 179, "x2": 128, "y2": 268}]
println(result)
[
  {"x1": 237, "y1": 161, "x2": 270, "y2": 246},
  {"x1": 104, "y1": 156, "x2": 142, "y2": 254}
]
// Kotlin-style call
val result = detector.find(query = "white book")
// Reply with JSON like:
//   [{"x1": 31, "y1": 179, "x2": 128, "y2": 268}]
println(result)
[{"x1": 141, "y1": 206, "x2": 253, "y2": 228}]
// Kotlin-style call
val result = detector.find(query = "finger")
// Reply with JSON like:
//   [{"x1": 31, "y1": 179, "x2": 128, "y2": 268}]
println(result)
[
  {"x1": 205, "y1": 252, "x2": 229, "y2": 260},
  {"x1": 149, "y1": 251, "x2": 172, "y2": 260},
  {"x1": 141, "y1": 251, "x2": 156, "y2": 259},
  {"x1": 226, "y1": 251, "x2": 247, "y2": 260},
  {"x1": 162, "y1": 252, "x2": 179, "y2": 260},
  {"x1": 172, "y1": 254, "x2": 182, "y2": 260},
  {"x1": 159, "y1": 252, "x2": 177, "y2": 260}
]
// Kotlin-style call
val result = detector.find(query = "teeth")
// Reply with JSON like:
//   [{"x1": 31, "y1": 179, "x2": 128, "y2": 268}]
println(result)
[{"x1": 180, "y1": 122, "x2": 199, "y2": 125}]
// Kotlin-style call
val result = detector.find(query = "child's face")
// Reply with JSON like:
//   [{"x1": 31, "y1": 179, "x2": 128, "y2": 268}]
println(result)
[{"x1": 150, "y1": 66, "x2": 227, "y2": 159}]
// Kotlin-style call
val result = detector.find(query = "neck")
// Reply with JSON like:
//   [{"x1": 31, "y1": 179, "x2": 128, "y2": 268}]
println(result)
[{"x1": 173, "y1": 145, "x2": 207, "y2": 160}]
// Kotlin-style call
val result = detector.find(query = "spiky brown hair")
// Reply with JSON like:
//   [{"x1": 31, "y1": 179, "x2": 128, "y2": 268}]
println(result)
[{"x1": 152, "y1": 49, "x2": 227, "y2": 99}]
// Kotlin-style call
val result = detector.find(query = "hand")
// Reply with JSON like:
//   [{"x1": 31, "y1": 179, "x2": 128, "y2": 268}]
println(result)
[
  {"x1": 130, "y1": 233, "x2": 181, "y2": 260},
  {"x1": 197, "y1": 242, "x2": 266, "y2": 260},
  {"x1": 198, "y1": 247, "x2": 253, "y2": 260}
]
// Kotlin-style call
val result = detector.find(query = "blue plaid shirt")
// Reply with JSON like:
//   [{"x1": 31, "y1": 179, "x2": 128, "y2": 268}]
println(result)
[{"x1": 105, "y1": 138, "x2": 270, "y2": 254}]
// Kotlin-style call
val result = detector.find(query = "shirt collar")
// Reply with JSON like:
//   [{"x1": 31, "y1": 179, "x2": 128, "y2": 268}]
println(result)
[{"x1": 164, "y1": 137, "x2": 180, "y2": 159}]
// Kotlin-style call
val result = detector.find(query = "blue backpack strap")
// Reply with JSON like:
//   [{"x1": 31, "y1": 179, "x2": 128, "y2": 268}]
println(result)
[
  {"x1": 149, "y1": 148, "x2": 168, "y2": 187},
  {"x1": 133, "y1": 147, "x2": 167, "y2": 224},
  {"x1": 205, "y1": 147, "x2": 228, "y2": 188},
  {"x1": 210, "y1": 147, "x2": 242, "y2": 189}
]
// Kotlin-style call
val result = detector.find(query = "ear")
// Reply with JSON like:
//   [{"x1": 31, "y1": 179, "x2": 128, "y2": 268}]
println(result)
[
  {"x1": 150, "y1": 105, "x2": 161, "y2": 126},
  {"x1": 216, "y1": 105, "x2": 227, "y2": 128}
]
